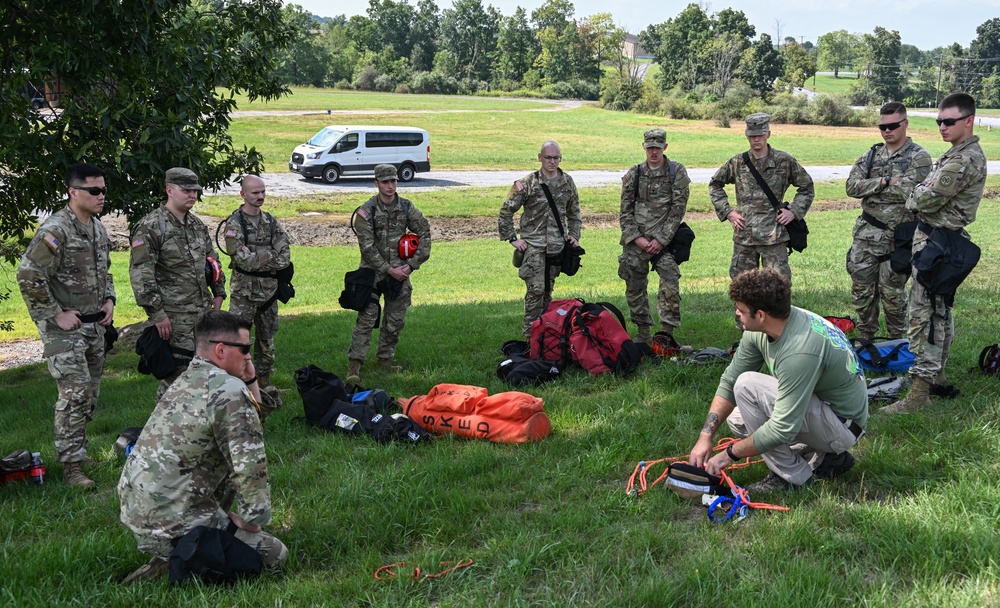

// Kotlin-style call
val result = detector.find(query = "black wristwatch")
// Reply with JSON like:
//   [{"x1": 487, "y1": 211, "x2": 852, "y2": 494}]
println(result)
[
  {"x1": 508, "y1": 236, "x2": 517, "y2": 243},
  {"x1": 726, "y1": 443, "x2": 739, "y2": 462},
  {"x1": 882, "y1": 176, "x2": 890, "y2": 188}
]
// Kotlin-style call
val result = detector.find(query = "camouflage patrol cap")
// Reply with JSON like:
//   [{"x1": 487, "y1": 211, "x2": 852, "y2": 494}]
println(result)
[
  {"x1": 642, "y1": 128, "x2": 667, "y2": 149},
  {"x1": 744, "y1": 113, "x2": 771, "y2": 137},
  {"x1": 374, "y1": 164, "x2": 398, "y2": 182},
  {"x1": 165, "y1": 167, "x2": 203, "y2": 190}
]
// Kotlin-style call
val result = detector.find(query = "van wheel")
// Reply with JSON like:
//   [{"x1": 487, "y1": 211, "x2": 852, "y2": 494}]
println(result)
[
  {"x1": 322, "y1": 165, "x2": 340, "y2": 184},
  {"x1": 398, "y1": 164, "x2": 416, "y2": 182}
]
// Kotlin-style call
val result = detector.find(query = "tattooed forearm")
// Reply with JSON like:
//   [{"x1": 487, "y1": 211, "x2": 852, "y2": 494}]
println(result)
[{"x1": 701, "y1": 412, "x2": 720, "y2": 436}]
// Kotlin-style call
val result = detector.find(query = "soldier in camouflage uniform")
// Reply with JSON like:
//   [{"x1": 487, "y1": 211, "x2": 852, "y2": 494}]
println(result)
[
  {"x1": 618, "y1": 129, "x2": 690, "y2": 343},
  {"x1": 118, "y1": 311, "x2": 286, "y2": 583},
  {"x1": 709, "y1": 113, "x2": 814, "y2": 286},
  {"x1": 845, "y1": 102, "x2": 932, "y2": 340},
  {"x1": 346, "y1": 164, "x2": 432, "y2": 384},
  {"x1": 17, "y1": 163, "x2": 116, "y2": 489},
  {"x1": 130, "y1": 167, "x2": 226, "y2": 401},
  {"x1": 223, "y1": 175, "x2": 291, "y2": 389},
  {"x1": 498, "y1": 141, "x2": 582, "y2": 337},
  {"x1": 884, "y1": 93, "x2": 987, "y2": 414}
]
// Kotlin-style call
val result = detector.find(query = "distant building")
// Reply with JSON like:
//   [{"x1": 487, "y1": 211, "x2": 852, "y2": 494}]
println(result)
[{"x1": 623, "y1": 34, "x2": 653, "y2": 60}]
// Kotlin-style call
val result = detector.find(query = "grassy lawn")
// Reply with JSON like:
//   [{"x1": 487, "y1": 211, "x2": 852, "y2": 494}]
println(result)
[
  {"x1": 2, "y1": 196, "x2": 1000, "y2": 605},
  {"x1": 233, "y1": 88, "x2": 558, "y2": 112},
  {"x1": 229, "y1": 99, "x2": 1000, "y2": 172},
  {"x1": 810, "y1": 73, "x2": 862, "y2": 95}
]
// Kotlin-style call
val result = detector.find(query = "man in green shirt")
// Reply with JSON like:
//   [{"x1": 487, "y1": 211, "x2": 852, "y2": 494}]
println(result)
[{"x1": 689, "y1": 270, "x2": 869, "y2": 492}]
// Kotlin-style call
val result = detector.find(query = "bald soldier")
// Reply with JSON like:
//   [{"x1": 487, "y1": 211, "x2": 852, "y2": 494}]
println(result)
[
  {"x1": 499, "y1": 141, "x2": 582, "y2": 336},
  {"x1": 223, "y1": 175, "x2": 292, "y2": 390},
  {"x1": 130, "y1": 167, "x2": 226, "y2": 400},
  {"x1": 710, "y1": 113, "x2": 814, "y2": 286},
  {"x1": 618, "y1": 128, "x2": 691, "y2": 344},
  {"x1": 17, "y1": 162, "x2": 116, "y2": 489}
]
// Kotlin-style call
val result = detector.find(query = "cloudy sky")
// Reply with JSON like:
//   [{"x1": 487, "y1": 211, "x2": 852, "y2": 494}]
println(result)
[{"x1": 292, "y1": 0, "x2": 999, "y2": 51}]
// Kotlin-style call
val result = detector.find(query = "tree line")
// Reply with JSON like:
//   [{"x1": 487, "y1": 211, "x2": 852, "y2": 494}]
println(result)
[{"x1": 276, "y1": 2, "x2": 1000, "y2": 110}]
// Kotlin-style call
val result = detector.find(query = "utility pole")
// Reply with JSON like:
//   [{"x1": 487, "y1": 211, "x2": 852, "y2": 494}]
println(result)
[{"x1": 935, "y1": 55, "x2": 943, "y2": 107}]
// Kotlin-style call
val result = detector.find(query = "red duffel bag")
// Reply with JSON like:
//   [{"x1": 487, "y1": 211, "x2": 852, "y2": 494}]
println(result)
[{"x1": 399, "y1": 383, "x2": 551, "y2": 443}]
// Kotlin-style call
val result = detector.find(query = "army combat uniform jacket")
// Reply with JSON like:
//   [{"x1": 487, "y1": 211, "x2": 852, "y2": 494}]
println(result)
[
  {"x1": 709, "y1": 147, "x2": 814, "y2": 246},
  {"x1": 499, "y1": 169, "x2": 581, "y2": 255},
  {"x1": 354, "y1": 194, "x2": 432, "y2": 280},
  {"x1": 18, "y1": 206, "x2": 116, "y2": 328},
  {"x1": 118, "y1": 356, "x2": 270, "y2": 545},
  {"x1": 619, "y1": 160, "x2": 690, "y2": 247},
  {"x1": 907, "y1": 136, "x2": 986, "y2": 233},
  {"x1": 845, "y1": 138, "x2": 931, "y2": 241},
  {"x1": 129, "y1": 206, "x2": 226, "y2": 323},
  {"x1": 224, "y1": 210, "x2": 292, "y2": 304}
]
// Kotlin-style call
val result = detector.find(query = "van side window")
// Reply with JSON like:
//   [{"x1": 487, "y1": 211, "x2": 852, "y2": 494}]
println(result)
[
  {"x1": 396, "y1": 133, "x2": 423, "y2": 147},
  {"x1": 366, "y1": 132, "x2": 394, "y2": 148},
  {"x1": 335, "y1": 133, "x2": 359, "y2": 153}
]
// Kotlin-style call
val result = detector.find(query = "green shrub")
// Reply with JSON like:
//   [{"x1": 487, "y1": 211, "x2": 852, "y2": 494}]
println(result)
[{"x1": 808, "y1": 94, "x2": 865, "y2": 126}]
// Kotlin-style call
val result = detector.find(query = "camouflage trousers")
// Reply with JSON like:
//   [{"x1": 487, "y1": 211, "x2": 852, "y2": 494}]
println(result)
[
  {"x1": 156, "y1": 312, "x2": 199, "y2": 402},
  {"x1": 349, "y1": 278, "x2": 412, "y2": 361},
  {"x1": 730, "y1": 242, "x2": 791, "y2": 282},
  {"x1": 617, "y1": 244, "x2": 681, "y2": 331},
  {"x1": 846, "y1": 238, "x2": 909, "y2": 339},
  {"x1": 134, "y1": 508, "x2": 288, "y2": 570},
  {"x1": 39, "y1": 320, "x2": 106, "y2": 463},
  {"x1": 906, "y1": 240, "x2": 954, "y2": 382},
  {"x1": 229, "y1": 296, "x2": 279, "y2": 378},
  {"x1": 518, "y1": 246, "x2": 561, "y2": 337}
]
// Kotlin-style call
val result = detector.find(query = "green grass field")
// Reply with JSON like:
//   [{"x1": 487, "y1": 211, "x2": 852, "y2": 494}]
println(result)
[
  {"x1": 2, "y1": 200, "x2": 1000, "y2": 606},
  {"x1": 810, "y1": 73, "x2": 863, "y2": 95},
  {"x1": 227, "y1": 92, "x2": 1000, "y2": 172}
]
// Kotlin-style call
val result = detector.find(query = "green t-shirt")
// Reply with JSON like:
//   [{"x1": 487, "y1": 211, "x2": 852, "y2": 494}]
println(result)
[{"x1": 716, "y1": 307, "x2": 869, "y2": 454}]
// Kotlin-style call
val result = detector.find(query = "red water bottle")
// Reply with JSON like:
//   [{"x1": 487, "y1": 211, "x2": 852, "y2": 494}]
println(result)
[{"x1": 29, "y1": 452, "x2": 45, "y2": 484}]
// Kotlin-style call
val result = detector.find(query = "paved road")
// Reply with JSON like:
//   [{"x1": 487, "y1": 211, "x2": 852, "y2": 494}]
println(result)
[{"x1": 207, "y1": 162, "x2": 1000, "y2": 197}]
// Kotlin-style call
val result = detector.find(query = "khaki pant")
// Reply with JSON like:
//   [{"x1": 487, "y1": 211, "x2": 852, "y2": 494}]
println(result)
[{"x1": 726, "y1": 372, "x2": 860, "y2": 486}]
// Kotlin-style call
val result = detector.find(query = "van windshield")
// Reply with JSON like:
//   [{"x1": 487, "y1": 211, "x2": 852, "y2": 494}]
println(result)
[{"x1": 308, "y1": 127, "x2": 343, "y2": 148}]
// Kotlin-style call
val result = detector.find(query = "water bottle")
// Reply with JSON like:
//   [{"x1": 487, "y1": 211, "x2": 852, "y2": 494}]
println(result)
[{"x1": 29, "y1": 452, "x2": 45, "y2": 484}]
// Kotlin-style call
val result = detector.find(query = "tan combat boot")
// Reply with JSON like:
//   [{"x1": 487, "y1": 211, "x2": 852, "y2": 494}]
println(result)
[
  {"x1": 122, "y1": 556, "x2": 169, "y2": 584},
  {"x1": 881, "y1": 377, "x2": 931, "y2": 414},
  {"x1": 63, "y1": 462, "x2": 96, "y2": 490},
  {"x1": 635, "y1": 325, "x2": 652, "y2": 344},
  {"x1": 377, "y1": 358, "x2": 403, "y2": 373},
  {"x1": 346, "y1": 359, "x2": 362, "y2": 384}
]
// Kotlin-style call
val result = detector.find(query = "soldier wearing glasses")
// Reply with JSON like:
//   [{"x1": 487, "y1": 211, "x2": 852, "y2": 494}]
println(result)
[
  {"x1": 845, "y1": 102, "x2": 931, "y2": 340},
  {"x1": 499, "y1": 141, "x2": 582, "y2": 337},
  {"x1": 884, "y1": 93, "x2": 987, "y2": 414},
  {"x1": 18, "y1": 163, "x2": 116, "y2": 489},
  {"x1": 118, "y1": 311, "x2": 286, "y2": 584}
]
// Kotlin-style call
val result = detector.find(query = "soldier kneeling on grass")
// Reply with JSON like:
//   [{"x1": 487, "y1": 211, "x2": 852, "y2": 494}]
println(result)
[
  {"x1": 688, "y1": 269, "x2": 868, "y2": 493},
  {"x1": 118, "y1": 311, "x2": 287, "y2": 583}
]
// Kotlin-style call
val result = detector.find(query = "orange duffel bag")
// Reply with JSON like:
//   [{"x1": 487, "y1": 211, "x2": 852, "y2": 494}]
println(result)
[{"x1": 399, "y1": 384, "x2": 551, "y2": 443}]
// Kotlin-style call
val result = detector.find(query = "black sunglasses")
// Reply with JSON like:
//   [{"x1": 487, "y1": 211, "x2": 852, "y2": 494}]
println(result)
[
  {"x1": 209, "y1": 340, "x2": 252, "y2": 355},
  {"x1": 70, "y1": 186, "x2": 107, "y2": 196},
  {"x1": 936, "y1": 114, "x2": 973, "y2": 127},
  {"x1": 877, "y1": 120, "x2": 905, "y2": 131}
]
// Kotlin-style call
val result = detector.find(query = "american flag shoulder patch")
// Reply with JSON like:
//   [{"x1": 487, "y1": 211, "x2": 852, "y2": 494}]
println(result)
[
  {"x1": 42, "y1": 233, "x2": 61, "y2": 251},
  {"x1": 357, "y1": 207, "x2": 369, "y2": 219},
  {"x1": 225, "y1": 229, "x2": 238, "y2": 238},
  {"x1": 515, "y1": 180, "x2": 524, "y2": 191},
  {"x1": 131, "y1": 237, "x2": 145, "y2": 248}
]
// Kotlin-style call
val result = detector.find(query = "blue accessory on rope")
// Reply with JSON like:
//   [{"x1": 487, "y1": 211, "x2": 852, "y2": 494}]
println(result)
[{"x1": 708, "y1": 494, "x2": 749, "y2": 523}]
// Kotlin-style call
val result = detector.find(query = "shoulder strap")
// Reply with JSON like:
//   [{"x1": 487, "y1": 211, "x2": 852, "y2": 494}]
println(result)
[
  {"x1": 741, "y1": 152, "x2": 781, "y2": 212},
  {"x1": 536, "y1": 171, "x2": 566, "y2": 238},
  {"x1": 865, "y1": 143, "x2": 884, "y2": 178},
  {"x1": 632, "y1": 163, "x2": 642, "y2": 201}
]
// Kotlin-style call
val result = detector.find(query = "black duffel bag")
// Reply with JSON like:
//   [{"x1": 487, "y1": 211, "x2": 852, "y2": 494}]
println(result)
[
  {"x1": 890, "y1": 221, "x2": 918, "y2": 274},
  {"x1": 782, "y1": 204, "x2": 809, "y2": 253},
  {"x1": 560, "y1": 241, "x2": 586, "y2": 276},
  {"x1": 666, "y1": 222, "x2": 696, "y2": 264},
  {"x1": 912, "y1": 227, "x2": 980, "y2": 300},
  {"x1": 338, "y1": 267, "x2": 375, "y2": 311}
]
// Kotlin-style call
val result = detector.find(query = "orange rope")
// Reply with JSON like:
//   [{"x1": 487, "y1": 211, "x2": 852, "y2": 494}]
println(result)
[
  {"x1": 375, "y1": 558, "x2": 474, "y2": 581},
  {"x1": 624, "y1": 437, "x2": 765, "y2": 497}
]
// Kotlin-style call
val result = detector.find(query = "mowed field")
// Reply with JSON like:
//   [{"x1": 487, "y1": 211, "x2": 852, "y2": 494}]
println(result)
[{"x1": 2, "y1": 91, "x2": 1000, "y2": 607}]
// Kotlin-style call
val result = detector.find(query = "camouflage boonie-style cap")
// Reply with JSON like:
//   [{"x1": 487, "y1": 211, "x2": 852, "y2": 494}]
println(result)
[
  {"x1": 374, "y1": 164, "x2": 398, "y2": 182},
  {"x1": 744, "y1": 113, "x2": 771, "y2": 137},
  {"x1": 165, "y1": 167, "x2": 203, "y2": 190},
  {"x1": 642, "y1": 128, "x2": 667, "y2": 149}
]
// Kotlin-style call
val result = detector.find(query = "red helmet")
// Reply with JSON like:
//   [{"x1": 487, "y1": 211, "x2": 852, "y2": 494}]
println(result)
[
  {"x1": 398, "y1": 234, "x2": 420, "y2": 260},
  {"x1": 205, "y1": 256, "x2": 223, "y2": 286}
]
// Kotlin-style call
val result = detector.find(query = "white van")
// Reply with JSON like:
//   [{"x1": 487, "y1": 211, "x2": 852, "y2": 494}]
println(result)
[{"x1": 288, "y1": 125, "x2": 431, "y2": 183}]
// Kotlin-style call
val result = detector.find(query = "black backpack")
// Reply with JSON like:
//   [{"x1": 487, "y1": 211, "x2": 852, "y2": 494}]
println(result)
[
  {"x1": 169, "y1": 524, "x2": 263, "y2": 585},
  {"x1": 496, "y1": 355, "x2": 562, "y2": 388}
]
